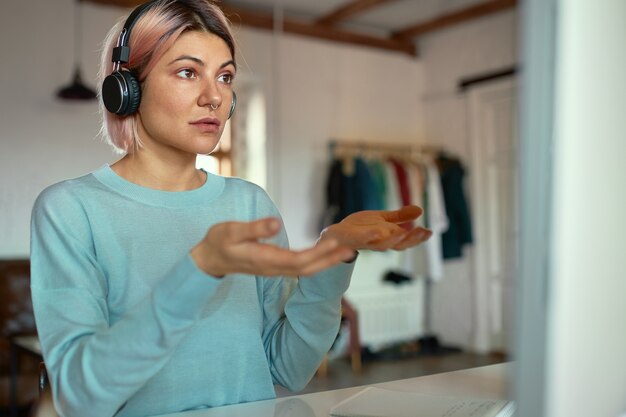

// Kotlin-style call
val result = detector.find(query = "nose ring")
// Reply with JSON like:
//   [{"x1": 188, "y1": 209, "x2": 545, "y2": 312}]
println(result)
[{"x1": 210, "y1": 103, "x2": 219, "y2": 110}]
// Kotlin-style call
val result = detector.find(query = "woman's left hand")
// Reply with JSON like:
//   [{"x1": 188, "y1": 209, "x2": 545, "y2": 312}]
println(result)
[{"x1": 319, "y1": 205, "x2": 432, "y2": 252}]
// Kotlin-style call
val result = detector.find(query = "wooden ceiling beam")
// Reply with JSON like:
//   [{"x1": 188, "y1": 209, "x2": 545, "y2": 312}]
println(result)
[
  {"x1": 220, "y1": 5, "x2": 416, "y2": 56},
  {"x1": 83, "y1": 0, "x2": 417, "y2": 56},
  {"x1": 315, "y1": 0, "x2": 398, "y2": 26},
  {"x1": 392, "y1": 0, "x2": 517, "y2": 39}
]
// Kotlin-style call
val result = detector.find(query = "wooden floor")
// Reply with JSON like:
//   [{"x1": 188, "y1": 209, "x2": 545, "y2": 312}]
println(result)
[{"x1": 276, "y1": 351, "x2": 506, "y2": 397}]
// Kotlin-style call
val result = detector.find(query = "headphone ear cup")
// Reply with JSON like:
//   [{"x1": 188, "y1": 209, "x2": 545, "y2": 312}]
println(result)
[
  {"x1": 121, "y1": 71, "x2": 141, "y2": 116},
  {"x1": 102, "y1": 72, "x2": 126, "y2": 115},
  {"x1": 102, "y1": 70, "x2": 141, "y2": 116},
  {"x1": 228, "y1": 92, "x2": 237, "y2": 119}
]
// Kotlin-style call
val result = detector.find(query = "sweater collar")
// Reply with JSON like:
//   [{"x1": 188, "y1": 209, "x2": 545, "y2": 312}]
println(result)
[{"x1": 92, "y1": 164, "x2": 225, "y2": 208}]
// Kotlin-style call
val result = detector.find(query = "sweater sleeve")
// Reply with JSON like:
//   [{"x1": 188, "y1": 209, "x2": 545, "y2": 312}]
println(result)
[
  {"x1": 30, "y1": 186, "x2": 220, "y2": 417},
  {"x1": 260, "y1": 226, "x2": 354, "y2": 392}
]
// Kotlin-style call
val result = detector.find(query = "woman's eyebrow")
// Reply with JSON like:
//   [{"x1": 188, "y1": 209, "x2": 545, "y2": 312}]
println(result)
[
  {"x1": 168, "y1": 56, "x2": 236, "y2": 70},
  {"x1": 220, "y1": 60, "x2": 236, "y2": 70},
  {"x1": 169, "y1": 55, "x2": 205, "y2": 66}
]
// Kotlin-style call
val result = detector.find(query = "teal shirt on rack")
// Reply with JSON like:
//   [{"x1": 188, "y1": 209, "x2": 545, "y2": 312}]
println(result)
[{"x1": 30, "y1": 165, "x2": 354, "y2": 417}]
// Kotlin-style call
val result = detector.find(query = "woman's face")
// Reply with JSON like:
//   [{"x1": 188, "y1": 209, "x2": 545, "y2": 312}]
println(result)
[{"x1": 136, "y1": 30, "x2": 235, "y2": 157}]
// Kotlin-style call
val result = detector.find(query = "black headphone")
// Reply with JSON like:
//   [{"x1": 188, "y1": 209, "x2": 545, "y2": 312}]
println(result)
[{"x1": 101, "y1": 0, "x2": 236, "y2": 119}]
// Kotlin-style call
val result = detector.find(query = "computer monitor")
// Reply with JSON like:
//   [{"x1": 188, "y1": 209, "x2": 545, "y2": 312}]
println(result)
[{"x1": 515, "y1": 1, "x2": 626, "y2": 416}]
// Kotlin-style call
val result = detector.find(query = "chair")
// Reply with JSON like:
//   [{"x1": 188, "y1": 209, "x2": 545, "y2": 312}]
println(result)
[
  {"x1": 38, "y1": 363, "x2": 48, "y2": 395},
  {"x1": 318, "y1": 297, "x2": 362, "y2": 376},
  {"x1": 29, "y1": 363, "x2": 58, "y2": 417},
  {"x1": 339, "y1": 298, "x2": 361, "y2": 372},
  {"x1": 0, "y1": 259, "x2": 38, "y2": 416}
]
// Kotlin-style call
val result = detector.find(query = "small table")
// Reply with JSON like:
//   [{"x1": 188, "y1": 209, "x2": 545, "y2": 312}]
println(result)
[{"x1": 9, "y1": 335, "x2": 42, "y2": 417}]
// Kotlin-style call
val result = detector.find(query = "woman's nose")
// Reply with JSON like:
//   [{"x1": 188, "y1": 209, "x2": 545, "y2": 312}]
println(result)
[{"x1": 198, "y1": 80, "x2": 222, "y2": 109}]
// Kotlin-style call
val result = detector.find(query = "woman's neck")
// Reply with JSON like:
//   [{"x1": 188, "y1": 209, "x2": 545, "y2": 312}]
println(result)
[{"x1": 111, "y1": 148, "x2": 206, "y2": 192}]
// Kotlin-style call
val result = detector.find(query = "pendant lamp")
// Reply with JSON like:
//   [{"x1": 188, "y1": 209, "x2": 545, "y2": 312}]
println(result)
[{"x1": 57, "y1": 0, "x2": 97, "y2": 101}]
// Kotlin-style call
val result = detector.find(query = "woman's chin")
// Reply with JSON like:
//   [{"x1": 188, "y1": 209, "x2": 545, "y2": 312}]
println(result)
[{"x1": 189, "y1": 138, "x2": 221, "y2": 155}]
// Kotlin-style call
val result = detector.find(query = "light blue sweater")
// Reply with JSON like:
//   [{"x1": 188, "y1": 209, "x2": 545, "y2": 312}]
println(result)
[{"x1": 30, "y1": 165, "x2": 354, "y2": 417}]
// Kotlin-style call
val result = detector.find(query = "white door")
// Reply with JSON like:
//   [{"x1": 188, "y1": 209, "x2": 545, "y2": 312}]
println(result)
[{"x1": 467, "y1": 78, "x2": 519, "y2": 354}]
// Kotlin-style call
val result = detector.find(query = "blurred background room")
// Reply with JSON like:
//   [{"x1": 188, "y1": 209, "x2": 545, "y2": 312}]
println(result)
[{"x1": 1, "y1": 0, "x2": 624, "y2": 417}]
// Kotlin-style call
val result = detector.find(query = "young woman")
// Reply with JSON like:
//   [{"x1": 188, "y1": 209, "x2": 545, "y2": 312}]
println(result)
[{"x1": 30, "y1": 1, "x2": 432, "y2": 416}]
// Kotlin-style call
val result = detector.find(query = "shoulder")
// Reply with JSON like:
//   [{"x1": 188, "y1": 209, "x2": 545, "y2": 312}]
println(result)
[
  {"x1": 32, "y1": 172, "x2": 104, "y2": 229},
  {"x1": 222, "y1": 176, "x2": 267, "y2": 196},
  {"x1": 221, "y1": 176, "x2": 280, "y2": 218},
  {"x1": 220, "y1": 176, "x2": 289, "y2": 247},
  {"x1": 34, "y1": 173, "x2": 95, "y2": 211}
]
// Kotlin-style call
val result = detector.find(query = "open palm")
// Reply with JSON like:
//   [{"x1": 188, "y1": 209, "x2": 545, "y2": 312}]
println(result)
[{"x1": 320, "y1": 205, "x2": 433, "y2": 252}]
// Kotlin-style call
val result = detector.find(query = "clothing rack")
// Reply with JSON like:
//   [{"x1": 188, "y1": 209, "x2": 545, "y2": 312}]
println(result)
[
  {"x1": 328, "y1": 140, "x2": 441, "y2": 159},
  {"x1": 328, "y1": 140, "x2": 460, "y2": 356}
]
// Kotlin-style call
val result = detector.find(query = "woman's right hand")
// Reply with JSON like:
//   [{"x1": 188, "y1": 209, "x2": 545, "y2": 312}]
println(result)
[{"x1": 191, "y1": 217, "x2": 355, "y2": 278}]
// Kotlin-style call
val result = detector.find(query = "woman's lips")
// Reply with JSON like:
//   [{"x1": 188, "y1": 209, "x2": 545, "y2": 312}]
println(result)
[{"x1": 190, "y1": 117, "x2": 221, "y2": 133}]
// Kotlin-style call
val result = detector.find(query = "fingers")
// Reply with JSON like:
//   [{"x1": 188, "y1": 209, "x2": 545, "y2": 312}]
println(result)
[
  {"x1": 365, "y1": 228, "x2": 408, "y2": 251},
  {"x1": 321, "y1": 224, "x2": 380, "y2": 249},
  {"x1": 243, "y1": 238, "x2": 355, "y2": 277},
  {"x1": 393, "y1": 227, "x2": 433, "y2": 250},
  {"x1": 289, "y1": 241, "x2": 356, "y2": 275},
  {"x1": 205, "y1": 218, "x2": 357, "y2": 278},
  {"x1": 219, "y1": 217, "x2": 281, "y2": 243},
  {"x1": 380, "y1": 205, "x2": 423, "y2": 224},
  {"x1": 363, "y1": 226, "x2": 433, "y2": 251},
  {"x1": 286, "y1": 243, "x2": 356, "y2": 277},
  {"x1": 363, "y1": 219, "x2": 411, "y2": 245}
]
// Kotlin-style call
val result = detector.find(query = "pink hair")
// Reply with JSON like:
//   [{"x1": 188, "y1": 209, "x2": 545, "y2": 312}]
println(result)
[{"x1": 97, "y1": 0, "x2": 235, "y2": 154}]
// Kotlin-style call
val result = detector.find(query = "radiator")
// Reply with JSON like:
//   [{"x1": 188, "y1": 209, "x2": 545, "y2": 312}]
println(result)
[{"x1": 345, "y1": 252, "x2": 425, "y2": 349}]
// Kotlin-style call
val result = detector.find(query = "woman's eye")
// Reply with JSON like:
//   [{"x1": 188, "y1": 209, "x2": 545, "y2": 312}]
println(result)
[
  {"x1": 218, "y1": 73, "x2": 234, "y2": 84},
  {"x1": 176, "y1": 69, "x2": 196, "y2": 79}
]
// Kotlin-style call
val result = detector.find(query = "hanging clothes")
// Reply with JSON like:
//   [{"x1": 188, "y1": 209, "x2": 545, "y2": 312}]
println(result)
[
  {"x1": 404, "y1": 161, "x2": 428, "y2": 277},
  {"x1": 387, "y1": 158, "x2": 417, "y2": 279},
  {"x1": 388, "y1": 158, "x2": 413, "y2": 230},
  {"x1": 423, "y1": 161, "x2": 449, "y2": 280},
  {"x1": 383, "y1": 160, "x2": 403, "y2": 211},
  {"x1": 322, "y1": 156, "x2": 381, "y2": 227},
  {"x1": 322, "y1": 158, "x2": 344, "y2": 228},
  {"x1": 366, "y1": 159, "x2": 388, "y2": 211},
  {"x1": 323, "y1": 144, "x2": 472, "y2": 269},
  {"x1": 388, "y1": 159, "x2": 412, "y2": 207},
  {"x1": 437, "y1": 155, "x2": 474, "y2": 259},
  {"x1": 354, "y1": 157, "x2": 384, "y2": 212}
]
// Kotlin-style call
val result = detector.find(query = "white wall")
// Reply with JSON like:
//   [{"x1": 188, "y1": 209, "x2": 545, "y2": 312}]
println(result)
[
  {"x1": 234, "y1": 28, "x2": 425, "y2": 249},
  {"x1": 418, "y1": 10, "x2": 518, "y2": 349},
  {"x1": 0, "y1": 0, "x2": 425, "y2": 257},
  {"x1": 0, "y1": 0, "x2": 122, "y2": 258}
]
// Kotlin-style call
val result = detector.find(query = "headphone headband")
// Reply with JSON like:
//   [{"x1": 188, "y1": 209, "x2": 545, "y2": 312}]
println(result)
[{"x1": 112, "y1": 1, "x2": 158, "y2": 66}]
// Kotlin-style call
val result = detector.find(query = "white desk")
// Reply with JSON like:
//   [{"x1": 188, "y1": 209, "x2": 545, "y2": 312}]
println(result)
[{"x1": 156, "y1": 363, "x2": 512, "y2": 417}]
